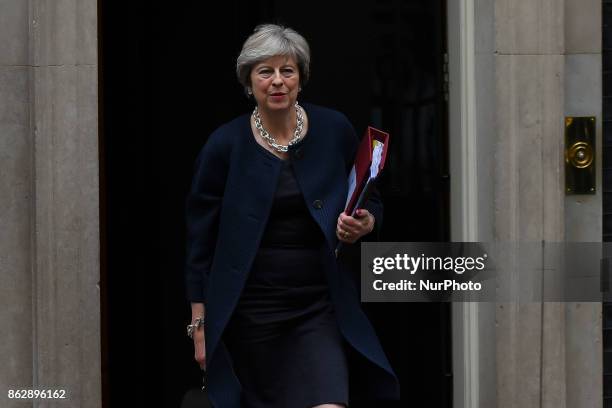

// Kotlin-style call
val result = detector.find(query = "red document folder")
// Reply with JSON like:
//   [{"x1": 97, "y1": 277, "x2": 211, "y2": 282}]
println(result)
[{"x1": 343, "y1": 126, "x2": 390, "y2": 216}]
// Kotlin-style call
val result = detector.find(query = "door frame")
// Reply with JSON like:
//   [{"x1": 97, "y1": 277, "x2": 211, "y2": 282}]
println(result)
[{"x1": 447, "y1": 0, "x2": 480, "y2": 407}]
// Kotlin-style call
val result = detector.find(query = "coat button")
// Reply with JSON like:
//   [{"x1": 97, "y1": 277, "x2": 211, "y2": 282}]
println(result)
[{"x1": 312, "y1": 199, "x2": 323, "y2": 209}]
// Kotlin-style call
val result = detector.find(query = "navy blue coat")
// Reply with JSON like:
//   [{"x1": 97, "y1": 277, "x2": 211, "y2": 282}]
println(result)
[{"x1": 185, "y1": 103, "x2": 399, "y2": 407}]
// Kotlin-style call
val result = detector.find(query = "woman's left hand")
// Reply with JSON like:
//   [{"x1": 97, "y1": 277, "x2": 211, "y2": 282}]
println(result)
[{"x1": 336, "y1": 209, "x2": 375, "y2": 244}]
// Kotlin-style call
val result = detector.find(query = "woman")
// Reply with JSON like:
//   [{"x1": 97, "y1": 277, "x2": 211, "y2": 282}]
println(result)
[{"x1": 185, "y1": 24, "x2": 399, "y2": 408}]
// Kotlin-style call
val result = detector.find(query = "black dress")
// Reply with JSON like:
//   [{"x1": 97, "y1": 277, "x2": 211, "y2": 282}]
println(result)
[{"x1": 223, "y1": 160, "x2": 349, "y2": 408}]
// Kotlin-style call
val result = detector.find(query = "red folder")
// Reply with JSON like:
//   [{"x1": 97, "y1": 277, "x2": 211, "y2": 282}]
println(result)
[{"x1": 344, "y1": 126, "x2": 389, "y2": 215}]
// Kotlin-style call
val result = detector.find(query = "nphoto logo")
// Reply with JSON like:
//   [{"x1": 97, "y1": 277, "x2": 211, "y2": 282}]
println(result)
[
  {"x1": 371, "y1": 279, "x2": 482, "y2": 291},
  {"x1": 419, "y1": 279, "x2": 482, "y2": 291}
]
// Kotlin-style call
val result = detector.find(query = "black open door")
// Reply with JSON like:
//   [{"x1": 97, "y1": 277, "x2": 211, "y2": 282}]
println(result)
[{"x1": 100, "y1": 1, "x2": 450, "y2": 406}]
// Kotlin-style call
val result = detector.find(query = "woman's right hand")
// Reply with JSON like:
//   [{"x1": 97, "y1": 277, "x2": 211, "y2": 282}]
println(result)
[{"x1": 193, "y1": 326, "x2": 206, "y2": 370}]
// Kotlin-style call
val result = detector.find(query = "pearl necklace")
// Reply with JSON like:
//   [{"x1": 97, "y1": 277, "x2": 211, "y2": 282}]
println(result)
[{"x1": 252, "y1": 102, "x2": 304, "y2": 153}]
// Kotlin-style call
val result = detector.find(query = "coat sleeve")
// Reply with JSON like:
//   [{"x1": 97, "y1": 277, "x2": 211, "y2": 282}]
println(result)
[{"x1": 184, "y1": 132, "x2": 230, "y2": 303}]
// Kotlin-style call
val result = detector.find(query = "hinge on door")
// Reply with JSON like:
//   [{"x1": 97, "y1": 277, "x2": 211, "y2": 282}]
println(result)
[{"x1": 443, "y1": 52, "x2": 449, "y2": 101}]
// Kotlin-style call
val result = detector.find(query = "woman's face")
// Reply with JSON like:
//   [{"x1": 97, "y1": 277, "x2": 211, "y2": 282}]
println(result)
[{"x1": 250, "y1": 55, "x2": 300, "y2": 113}]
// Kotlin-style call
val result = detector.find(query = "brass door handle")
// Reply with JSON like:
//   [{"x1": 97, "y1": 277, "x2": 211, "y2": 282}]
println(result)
[
  {"x1": 565, "y1": 116, "x2": 596, "y2": 194},
  {"x1": 566, "y1": 141, "x2": 593, "y2": 169}
]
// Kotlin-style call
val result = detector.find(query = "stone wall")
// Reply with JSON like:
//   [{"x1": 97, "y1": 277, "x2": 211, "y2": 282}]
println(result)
[
  {"x1": 0, "y1": 1, "x2": 101, "y2": 407},
  {"x1": 471, "y1": 0, "x2": 602, "y2": 407},
  {"x1": 564, "y1": 0, "x2": 603, "y2": 405}
]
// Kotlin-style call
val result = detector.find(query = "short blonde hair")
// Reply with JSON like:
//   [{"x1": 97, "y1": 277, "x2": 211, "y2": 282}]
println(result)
[{"x1": 236, "y1": 24, "x2": 311, "y2": 93}]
